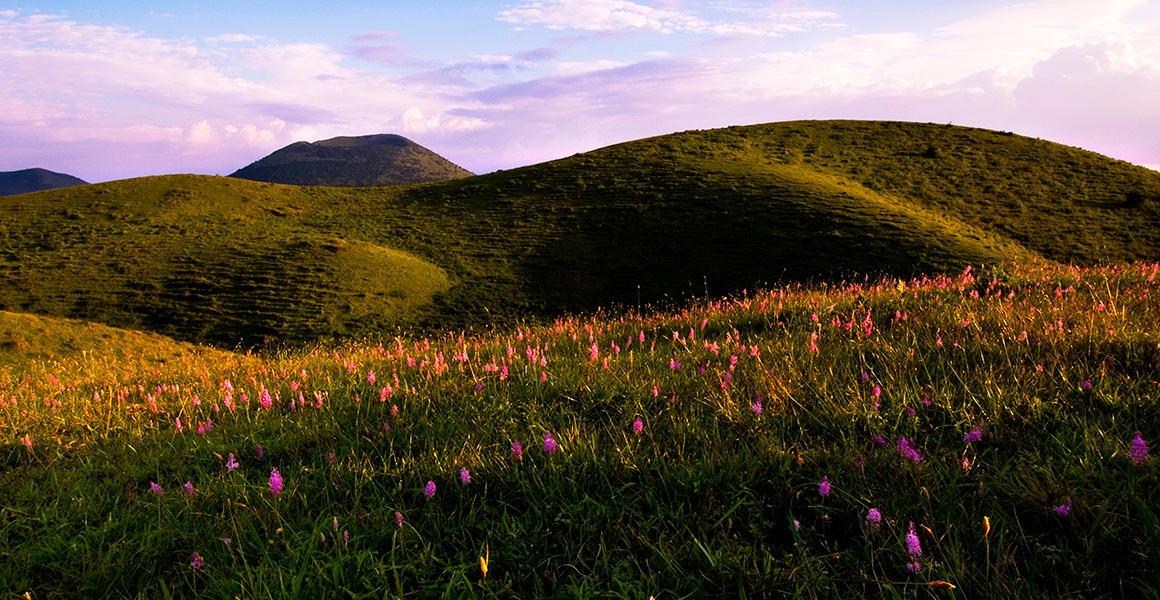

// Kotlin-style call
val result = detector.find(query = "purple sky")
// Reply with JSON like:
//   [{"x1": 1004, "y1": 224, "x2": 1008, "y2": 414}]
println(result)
[{"x1": 2, "y1": 0, "x2": 1159, "y2": 182}]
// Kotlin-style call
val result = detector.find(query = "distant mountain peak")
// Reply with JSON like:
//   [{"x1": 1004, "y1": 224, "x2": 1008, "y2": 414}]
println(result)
[
  {"x1": 229, "y1": 134, "x2": 473, "y2": 187},
  {"x1": 0, "y1": 168, "x2": 87, "y2": 196}
]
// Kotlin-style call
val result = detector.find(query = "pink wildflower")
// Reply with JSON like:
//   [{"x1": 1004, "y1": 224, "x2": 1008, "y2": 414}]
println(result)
[
  {"x1": 184, "y1": 482, "x2": 196, "y2": 497},
  {"x1": 512, "y1": 439, "x2": 523, "y2": 460},
  {"x1": 190, "y1": 552, "x2": 203, "y2": 568},
  {"x1": 150, "y1": 481, "x2": 164, "y2": 495},
  {"x1": 396, "y1": 511, "x2": 404, "y2": 527},
  {"x1": 269, "y1": 468, "x2": 283, "y2": 497},
  {"x1": 633, "y1": 417, "x2": 643, "y2": 434},
  {"x1": 425, "y1": 480, "x2": 436, "y2": 499},
  {"x1": 818, "y1": 476, "x2": 831, "y2": 497},
  {"x1": 1054, "y1": 498, "x2": 1072, "y2": 516},
  {"x1": 543, "y1": 430, "x2": 557, "y2": 454},
  {"x1": 865, "y1": 508, "x2": 882, "y2": 529},
  {"x1": 460, "y1": 467, "x2": 471, "y2": 485},
  {"x1": 964, "y1": 428, "x2": 983, "y2": 444},
  {"x1": 1129, "y1": 431, "x2": 1150, "y2": 465},
  {"x1": 226, "y1": 453, "x2": 239, "y2": 471}
]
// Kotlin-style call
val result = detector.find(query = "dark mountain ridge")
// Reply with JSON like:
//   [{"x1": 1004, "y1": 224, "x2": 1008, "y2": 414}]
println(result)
[
  {"x1": 0, "y1": 168, "x2": 87, "y2": 196},
  {"x1": 229, "y1": 133, "x2": 474, "y2": 187}
]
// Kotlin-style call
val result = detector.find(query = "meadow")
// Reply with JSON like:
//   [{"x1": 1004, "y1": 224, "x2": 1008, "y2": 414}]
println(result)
[{"x1": 2, "y1": 259, "x2": 1158, "y2": 599}]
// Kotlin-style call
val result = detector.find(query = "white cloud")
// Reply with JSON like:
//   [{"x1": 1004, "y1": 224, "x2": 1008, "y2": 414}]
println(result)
[
  {"x1": 497, "y1": 0, "x2": 837, "y2": 35},
  {"x1": 401, "y1": 108, "x2": 490, "y2": 134},
  {"x1": 555, "y1": 59, "x2": 631, "y2": 75}
]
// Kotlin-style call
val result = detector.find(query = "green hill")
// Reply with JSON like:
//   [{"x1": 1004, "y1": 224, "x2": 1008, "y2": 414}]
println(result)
[
  {"x1": 0, "y1": 167, "x2": 87, "y2": 196},
  {"x1": 1, "y1": 120, "x2": 1158, "y2": 348},
  {"x1": 229, "y1": 134, "x2": 474, "y2": 187}
]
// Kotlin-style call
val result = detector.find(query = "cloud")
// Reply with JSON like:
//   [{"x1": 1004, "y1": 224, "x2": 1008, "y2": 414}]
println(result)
[
  {"x1": 497, "y1": 0, "x2": 838, "y2": 35},
  {"x1": 399, "y1": 108, "x2": 489, "y2": 134}
]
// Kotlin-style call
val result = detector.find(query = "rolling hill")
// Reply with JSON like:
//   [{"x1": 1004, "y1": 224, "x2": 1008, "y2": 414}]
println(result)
[
  {"x1": 229, "y1": 134, "x2": 474, "y2": 187},
  {"x1": 0, "y1": 168, "x2": 87, "y2": 196},
  {"x1": 2, "y1": 120, "x2": 1159, "y2": 349}
]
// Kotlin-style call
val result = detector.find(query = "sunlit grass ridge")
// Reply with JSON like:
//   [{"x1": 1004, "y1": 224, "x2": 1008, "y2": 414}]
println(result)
[{"x1": 2, "y1": 260, "x2": 1158, "y2": 598}]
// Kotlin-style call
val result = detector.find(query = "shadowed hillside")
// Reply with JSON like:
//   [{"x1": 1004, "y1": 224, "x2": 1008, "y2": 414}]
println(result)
[
  {"x1": 0, "y1": 168, "x2": 87, "y2": 196},
  {"x1": 229, "y1": 134, "x2": 474, "y2": 187},
  {"x1": 2, "y1": 120, "x2": 1159, "y2": 348}
]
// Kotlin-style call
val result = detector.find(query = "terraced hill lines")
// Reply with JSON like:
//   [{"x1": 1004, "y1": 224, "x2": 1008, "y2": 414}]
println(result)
[{"x1": 1, "y1": 120, "x2": 1158, "y2": 351}]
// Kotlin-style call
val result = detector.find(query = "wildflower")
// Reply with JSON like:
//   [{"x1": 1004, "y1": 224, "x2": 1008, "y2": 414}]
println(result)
[
  {"x1": 871, "y1": 385, "x2": 881, "y2": 398},
  {"x1": 865, "y1": 508, "x2": 882, "y2": 529},
  {"x1": 540, "y1": 371, "x2": 548, "y2": 382},
  {"x1": 512, "y1": 439, "x2": 523, "y2": 460},
  {"x1": 921, "y1": 394, "x2": 932, "y2": 406},
  {"x1": 1054, "y1": 498, "x2": 1072, "y2": 516},
  {"x1": 963, "y1": 428, "x2": 983, "y2": 444},
  {"x1": 1081, "y1": 379, "x2": 1092, "y2": 391},
  {"x1": 721, "y1": 371, "x2": 732, "y2": 389},
  {"x1": 343, "y1": 530, "x2": 349, "y2": 545},
  {"x1": 752, "y1": 392, "x2": 763, "y2": 415},
  {"x1": 425, "y1": 481, "x2": 436, "y2": 499},
  {"x1": 190, "y1": 552, "x2": 203, "y2": 568},
  {"x1": 174, "y1": 417, "x2": 183, "y2": 433},
  {"x1": 793, "y1": 519, "x2": 800, "y2": 531},
  {"x1": 22, "y1": 434, "x2": 31, "y2": 448},
  {"x1": 543, "y1": 430, "x2": 557, "y2": 454},
  {"x1": 897, "y1": 437, "x2": 923, "y2": 463},
  {"x1": 907, "y1": 407, "x2": 916, "y2": 417},
  {"x1": 396, "y1": 511, "x2": 404, "y2": 527},
  {"x1": 460, "y1": 467, "x2": 471, "y2": 485},
  {"x1": 633, "y1": 417, "x2": 644, "y2": 434},
  {"x1": 184, "y1": 482, "x2": 195, "y2": 497},
  {"x1": 368, "y1": 370, "x2": 376, "y2": 384},
  {"x1": 255, "y1": 444, "x2": 264, "y2": 458},
  {"x1": 861, "y1": 372, "x2": 870, "y2": 383},
  {"x1": 873, "y1": 435, "x2": 887, "y2": 446},
  {"x1": 226, "y1": 453, "x2": 239, "y2": 471},
  {"x1": 328, "y1": 452, "x2": 335, "y2": 462},
  {"x1": 818, "y1": 476, "x2": 831, "y2": 497},
  {"x1": 905, "y1": 521, "x2": 922, "y2": 572},
  {"x1": 1129, "y1": 431, "x2": 1150, "y2": 465},
  {"x1": 150, "y1": 481, "x2": 164, "y2": 496},
  {"x1": 222, "y1": 537, "x2": 231, "y2": 545},
  {"x1": 269, "y1": 468, "x2": 283, "y2": 497}
]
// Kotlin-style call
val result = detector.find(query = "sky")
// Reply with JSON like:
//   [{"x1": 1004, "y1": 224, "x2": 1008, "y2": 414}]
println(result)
[{"x1": 2, "y1": 0, "x2": 1159, "y2": 182}]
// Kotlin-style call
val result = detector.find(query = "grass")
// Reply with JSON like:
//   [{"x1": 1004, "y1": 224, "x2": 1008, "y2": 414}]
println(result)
[
  {"x1": 2, "y1": 260, "x2": 1158, "y2": 598},
  {"x1": 2, "y1": 120, "x2": 1159, "y2": 350}
]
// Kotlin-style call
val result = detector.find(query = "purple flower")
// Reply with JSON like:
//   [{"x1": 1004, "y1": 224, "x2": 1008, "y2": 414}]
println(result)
[
  {"x1": 425, "y1": 480, "x2": 436, "y2": 499},
  {"x1": 633, "y1": 417, "x2": 644, "y2": 434},
  {"x1": 183, "y1": 482, "x2": 195, "y2": 497},
  {"x1": 222, "y1": 537, "x2": 231, "y2": 545},
  {"x1": 395, "y1": 511, "x2": 404, "y2": 527},
  {"x1": 963, "y1": 428, "x2": 983, "y2": 444},
  {"x1": 871, "y1": 385, "x2": 881, "y2": 398},
  {"x1": 460, "y1": 467, "x2": 471, "y2": 485},
  {"x1": 897, "y1": 437, "x2": 923, "y2": 463},
  {"x1": 865, "y1": 508, "x2": 882, "y2": 529},
  {"x1": 1054, "y1": 498, "x2": 1072, "y2": 516},
  {"x1": 269, "y1": 468, "x2": 283, "y2": 497},
  {"x1": 190, "y1": 551, "x2": 203, "y2": 568},
  {"x1": 226, "y1": 453, "x2": 239, "y2": 471},
  {"x1": 328, "y1": 452, "x2": 335, "y2": 462},
  {"x1": 861, "y1": 372, "x2": 870, "y2": 383},
  {"x1": 818, "y1": 476, "x2": 831, "y2": 497},
  {"x1": 752, "y1": 393, "x2": 763, "y2": 415},
  {"x1": 1081, "y1": 379, "x2": 1092, "y2": 391},
  {"x1": 343, "y1": 530, "x2": 349, "y2": 545},
  {"x1": 512, "y1": 439, "x2": 523, "y2": 460},
  {"x1": 150, "y1": 481, "x2": 163, "y2": 496},
  {"x1": 255, "y1": 444, "x2": 264, "y2": 458},
  {"x1": 905, "y1": 521, "x2": 922, "y2": 572},
  {"x1": 873, "y1": 435, "x2": 887, "y2": 446},
  {"x1": 1130, "y1": 431, "x2": 1150, "y2": 466},
  {"x1": 543, "y1": 431, "x2": 557, "y2": 454}
]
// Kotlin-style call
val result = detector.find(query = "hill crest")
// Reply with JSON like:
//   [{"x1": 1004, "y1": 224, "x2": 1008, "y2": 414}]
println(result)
[
  {"x1": 229, "y1": 134, "x2": 474, "y2": 187},
  {"x1": 0, "y1": 167, "x2": 87, "y2": 196}
]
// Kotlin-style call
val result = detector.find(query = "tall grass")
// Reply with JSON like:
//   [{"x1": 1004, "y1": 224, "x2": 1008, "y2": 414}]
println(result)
[{"x1": 2, "y1": 260, "x2": 1158, "y2": 598}]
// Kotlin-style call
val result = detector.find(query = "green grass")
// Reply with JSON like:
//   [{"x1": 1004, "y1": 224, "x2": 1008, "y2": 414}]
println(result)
[
  {"x1": 2, "y1": 120, "x2": 1159, "y2": 350},
  {"x1": 2, "y1": 260, "x2": 1158, "y2": 598}
]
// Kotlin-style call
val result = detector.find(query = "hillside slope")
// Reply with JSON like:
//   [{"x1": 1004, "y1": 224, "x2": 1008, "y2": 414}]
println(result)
[
  {"x1": 0, "y1": 168, "x2": 87, "y2": 196},
  {"x1": 1, "y1": 121, "x2": 1158, "y2": 347},
  {"x1": 229, "y1": 134, "x2": 474, "y2": 187}
]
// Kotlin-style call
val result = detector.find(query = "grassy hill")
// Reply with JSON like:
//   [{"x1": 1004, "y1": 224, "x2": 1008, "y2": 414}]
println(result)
[
  {"x1": 2, "y1": 120, "x2": 1159, "y2": 349},
  {"x1": 229, "y1": 134, "x2": 474, "y2": 187},
  {"x1": 0, "y1": 310, "x2": 238, "y2": 368}
]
